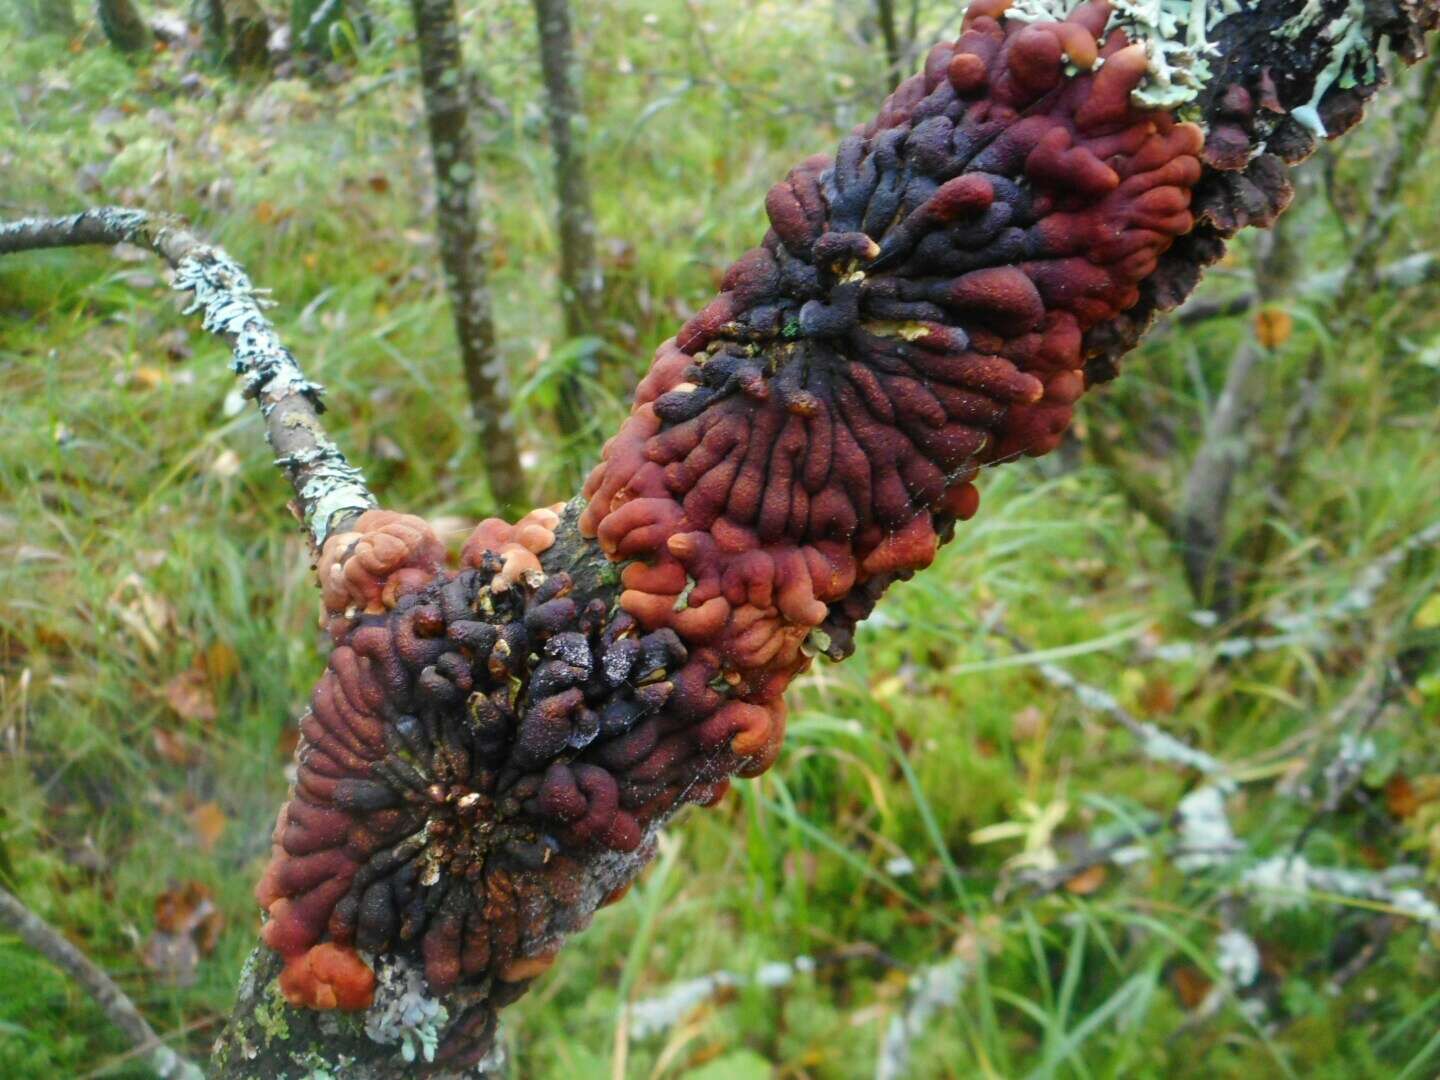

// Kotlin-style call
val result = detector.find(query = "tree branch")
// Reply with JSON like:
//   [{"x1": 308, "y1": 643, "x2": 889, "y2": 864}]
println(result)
[
  {"x1": 0, "y1": 887, "x2": 204, "y2": 1080},
  {"x1": 0, "y1": 207, "x2": 377, "y2": 551}
]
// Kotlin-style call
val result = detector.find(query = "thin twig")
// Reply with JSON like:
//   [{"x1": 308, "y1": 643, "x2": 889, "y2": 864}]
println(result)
[
  {"x1": 0, "y1": 887, "x2": 204, "y2": 1080},
  {"x1": 0, "y1": 207, "x2": 376, "y2": 551},
  {"x1": 996, "y1": 624, "x2": 1231, "y2": 780}
]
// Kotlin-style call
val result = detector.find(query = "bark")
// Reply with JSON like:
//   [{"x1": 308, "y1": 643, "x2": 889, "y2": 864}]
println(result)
[
  {"x1": 1176, "y1": 206, "x2": 1301, "y2": 617},
  {"x1": 98, "y1": 0, "x2": 151, "y2": 52},
  {"x1": 0, "y1": 209, "x2": 376, "y2": 550},
  {"x1": 874, "y1": 0, "x2": 902, "y2": 85},
  {"x1": 410, "y1": 0, "x2": 528, "y2": 514},
  {"x1": 530, "y1": 0, "x2": 603, "y2": 440},
  {"x1": 197, "y1": 0, "x2": 270, "y2": 70}
]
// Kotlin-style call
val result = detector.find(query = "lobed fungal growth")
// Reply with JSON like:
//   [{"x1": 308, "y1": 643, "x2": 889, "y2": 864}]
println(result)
[
  {"x1": 581, "y1": 0, "x2": 1203, "y2": 678},
  {"x1": 254, "y1": 0, "x2": 1406, "y2": 1061}
]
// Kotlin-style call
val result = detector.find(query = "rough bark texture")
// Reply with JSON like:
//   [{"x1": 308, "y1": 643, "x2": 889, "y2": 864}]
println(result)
[
  {"x1": 411, "y1": 0, "x2": 528, "y2": 514},
  {"x1": 1177, "y1": 205, "x2": 1300, "y2": 615},
  {"x1": 98, "y1": 0, "x2": 151, "y2": 52},
  {"x1": 531, "y1": 0, "x2": 604, "y2": 436},
  {"x1": 198, "y1": 0, "x2": 270, "y2": 70}
]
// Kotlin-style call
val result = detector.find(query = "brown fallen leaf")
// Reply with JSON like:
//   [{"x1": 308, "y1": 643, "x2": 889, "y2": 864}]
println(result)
[
  {"x1": 143, "y1": 881, "x2": 224, "y2": 987},
  {"x1": 190, "y1": 801, "x2": 227, "y2": 853},
  {"x1": 1064, "y1": 863, "x2": 1108, "y2": 895},
  {"x1": 1137, "y1": 676, "x2": 1177, "y2": 717},
  {"x1": 1254, "y1": 306, "x2": 1293, "y2": 349},
  {"x1": 203, "y1": 641, "x2": 240, "y2": 682},
  {"x1": 165, "y1": 668, "x2": 217, "y2": 723},
  {"x1": 1170, "y1": 964, "x2": 1213, "y2": 1010},
  {"x1": 152, "y1": 726, "x2": 199, "y2": 767},
  {"x1": 1386, "y1": 773, "x2": 1420, "y2": 819}
]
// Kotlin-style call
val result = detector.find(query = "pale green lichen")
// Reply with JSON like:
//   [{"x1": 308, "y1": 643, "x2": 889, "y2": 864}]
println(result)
[
  {"x1": 1005, "y1": 0, "x2": 1230, "y2": 108},
  {"x1": 1279, "y1": 0, "x2": 1379, "y2": 135},
  {"x1": 364, "y1": 960, "x2": 450, "y2": 1065},
  {"x1": 1005, "y1": 0, "x2": 1387, "y2": 123}
]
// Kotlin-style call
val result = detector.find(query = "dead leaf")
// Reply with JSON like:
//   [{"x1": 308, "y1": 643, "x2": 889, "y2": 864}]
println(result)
[
  {"x1": 1170, "y1": 964, "x2": 1213, "y2": 1010},
  {"x1": 1386, "y1": 772, "x2": 1420, "y2": 819},
  {"x1": 165, "y1": 669, "x2": 217, "y2": 722},
  {"x1": 108, "y1": 574, "x2": 175, "y2": 656},
  {"x1": 152, "y1": 727, "x2": 199, "y2": 767},
  {"x1": 1137, "y1": 676, "x2": 1177, "y2": 716},
  {"x1": 276, "y1": 725, "x2": 300, "y2": 760},
  {"x1": 1011, "y1": 705, "x2": 1046, "y2": 741},
  {"x1": 144, "y1": 881, "x2": 224, "y2": 986},
  {"x1": 1063, "y1": 863, "x2": 1108, "y2": 895},
  {"x1": 189, "y1": 802, "x2": 227, "y2": 852},
  {"x1": 203, "y1": 642, "x2": 239, "y2": 682},
  {"x1": 1253, "y1": 307, "x2": 1293, "y2": 349},
  {"x1": 128, "y1": 365, "x2": 167, "y2": 390},
  {"x1": 209, "y1": 448, "x2": 241, "y2": 478}
]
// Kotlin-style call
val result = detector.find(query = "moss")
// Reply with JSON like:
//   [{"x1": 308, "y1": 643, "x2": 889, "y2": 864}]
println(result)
[{"x1": 253, "y1": 983, "x2": 293, "y2": 1047}]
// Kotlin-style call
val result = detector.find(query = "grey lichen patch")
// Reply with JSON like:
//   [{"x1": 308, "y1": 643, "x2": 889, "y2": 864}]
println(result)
[
  {"x1": 172, "y1": 252, "x2": 321, "y2": 411},
  {"x1": 1279, "y1": 0, "x2": 1380, "y2": 135},
  {"x1": 1006, "y1": 0, "x2": 1239, "y2": 109},
  {"x1": 363, "y1": 958, "x2": 450, "y2": 1065},
  {"x1": 168, "y1": 246, "x2": 376, "y2": 544}
]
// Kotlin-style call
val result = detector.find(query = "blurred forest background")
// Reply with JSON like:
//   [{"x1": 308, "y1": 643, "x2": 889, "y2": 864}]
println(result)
[{"x1": 2, "y1": 2, "x2": 1439, "y2": 1077}]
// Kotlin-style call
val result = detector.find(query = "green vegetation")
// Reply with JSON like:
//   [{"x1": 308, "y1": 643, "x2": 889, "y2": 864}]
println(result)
[{"x1": 2, "y1": 4, "x2": 1439, "y2": 1077}]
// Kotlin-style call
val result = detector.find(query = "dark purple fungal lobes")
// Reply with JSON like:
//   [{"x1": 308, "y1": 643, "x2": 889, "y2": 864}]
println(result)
[
  {"x1": 250, "y1": 0, "x2": 1428, "y2": 1056},
  {"x1": 257, "y1": 512, "x2": 745, "y2": 1061}
]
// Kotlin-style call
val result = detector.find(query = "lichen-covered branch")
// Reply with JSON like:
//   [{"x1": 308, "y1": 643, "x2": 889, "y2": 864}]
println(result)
[
  {"x1": 0, "y1": 887, "x2": 203, "y2": 1080},
  {"x1": 410, "y1": 0, "x2": 528, "y2": 513},
  {"x1": 0, "y1": 207, "x2": 377, "y2": 550}
]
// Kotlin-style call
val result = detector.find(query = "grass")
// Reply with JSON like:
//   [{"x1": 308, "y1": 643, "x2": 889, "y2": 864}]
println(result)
[{"x1": 2, "y1": 3, "x2": 1440, "y2": 1078}]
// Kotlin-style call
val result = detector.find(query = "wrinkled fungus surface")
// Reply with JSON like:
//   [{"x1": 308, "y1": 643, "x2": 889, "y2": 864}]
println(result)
[
  {"x1": 255, "y1": 0, "x2": 1371, "y2": 1060},
  {"x1": 582, "y1": 0, "x2": 1202, "y2": 671}
]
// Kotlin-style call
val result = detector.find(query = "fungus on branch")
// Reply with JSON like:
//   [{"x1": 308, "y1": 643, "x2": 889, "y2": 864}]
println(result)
[{"x1": 235, "y1": 0, "x2": 1438, "y2": 1071}]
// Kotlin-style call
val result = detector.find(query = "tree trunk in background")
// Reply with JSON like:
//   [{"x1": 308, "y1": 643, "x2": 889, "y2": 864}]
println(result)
[
  {"x1": 874, "y1": 0, "x2": 901, "y2": 86},
  {"x1": 530, "y1": 0, "x2": 602, "y2": 440},
  {"x1": 411, "y1": 0, "x2": 527, "y2": 513},
  {"x1": 1176, "y1": 209, "x2": 1301, "y2": 619},
  {"x1": 196, "y1": 0, "x2": 270, "y2": 69},
  {"x1": 98, "y1": 0, "x2": 151, "y2": 52},
  {"x1": 16, "y1": 0, "x2": 77, "y2": 34}
]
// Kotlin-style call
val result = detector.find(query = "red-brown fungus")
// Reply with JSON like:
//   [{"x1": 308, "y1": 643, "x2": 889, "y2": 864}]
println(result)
[
  {"x1": 581, "y1": 0, "x2": 1201, "y2": 702},
  {"x1": 259, "y1": 0, "x2": 1224, "y2": 1048}
]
